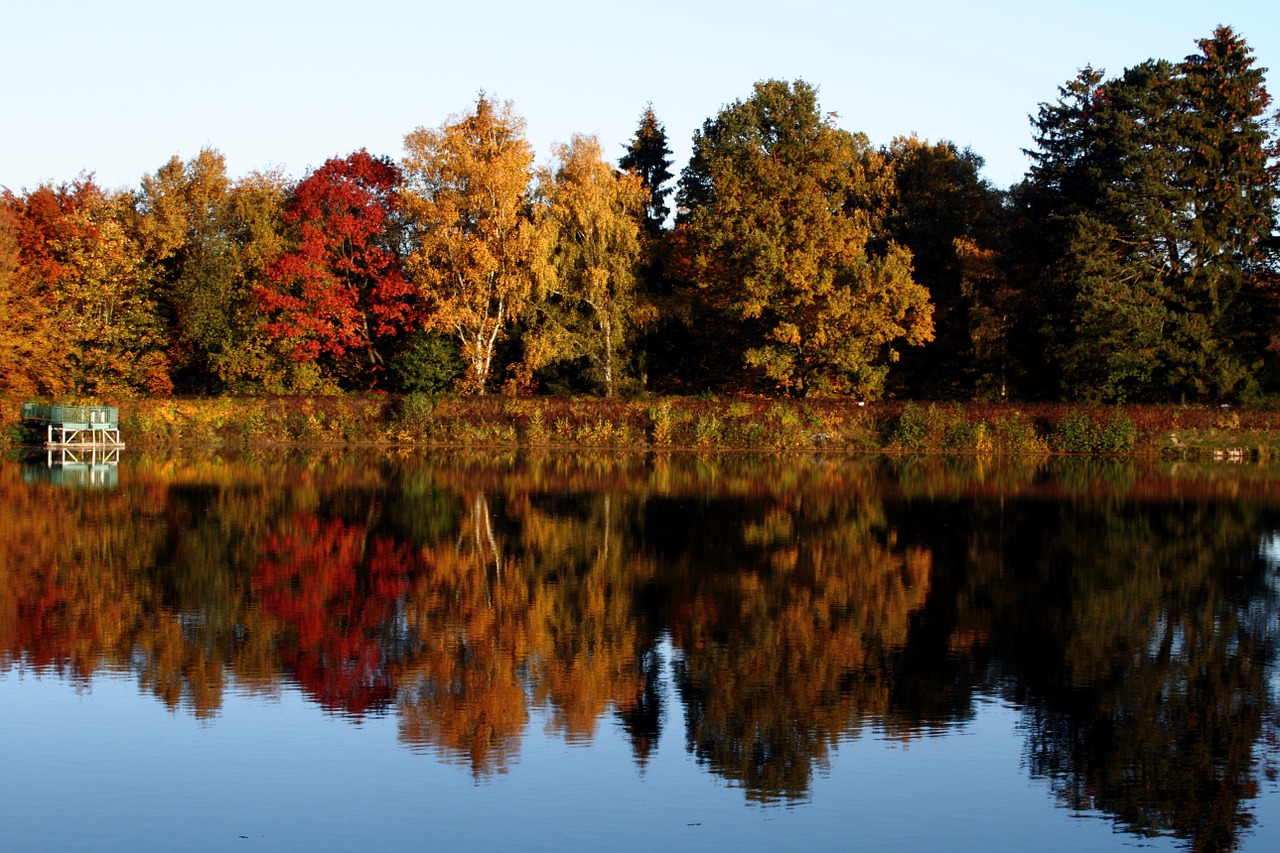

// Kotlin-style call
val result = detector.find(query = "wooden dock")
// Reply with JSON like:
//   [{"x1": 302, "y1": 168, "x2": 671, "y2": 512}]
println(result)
[{"x1": 21, "y1": 403, "x2": 125, "y2": 448}]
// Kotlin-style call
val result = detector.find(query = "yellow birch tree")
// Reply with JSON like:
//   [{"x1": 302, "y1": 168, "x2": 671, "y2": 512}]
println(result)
[
  {"x1": 529, "y1": 134, "x2": 650, "y2": 397},
  {"x1": 401, "y1": 95, "x2": 550, "y2": 394}
]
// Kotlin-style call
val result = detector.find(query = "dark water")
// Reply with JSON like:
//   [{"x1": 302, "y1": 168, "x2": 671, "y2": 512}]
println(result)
[{"x1": 3, "y1": 450, "x2": 1279, "y2": 851}]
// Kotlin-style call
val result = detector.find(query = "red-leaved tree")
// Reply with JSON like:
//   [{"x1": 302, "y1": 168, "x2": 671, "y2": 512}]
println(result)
[{"x1": 258, "y1": 150, "x2": 420, "y2": 388}]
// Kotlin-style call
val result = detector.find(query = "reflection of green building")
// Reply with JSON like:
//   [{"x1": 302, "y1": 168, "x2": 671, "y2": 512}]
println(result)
[
  {"x1": 21, "y1": 403, "x2": 124, "y2": 448},
  {"x1": 21, "y1": 447, "x2": 120, "y2": 488}
]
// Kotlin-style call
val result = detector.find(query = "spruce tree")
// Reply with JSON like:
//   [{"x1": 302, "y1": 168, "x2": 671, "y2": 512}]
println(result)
[
  {"x1": 1020, "y1": 28, "x2": 1279, "y2": 402},
  {"x1": 1168, "y1": 26, "x2": 1278, "y2": 397},
  {"x1": 619, "y1": 104, "x2": 675, "y2": 235}
]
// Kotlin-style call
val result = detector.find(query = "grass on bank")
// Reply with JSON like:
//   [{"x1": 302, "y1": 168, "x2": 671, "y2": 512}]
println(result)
[{"x1": 4, "y1": 394, "x2": 1280, "y2": 459}]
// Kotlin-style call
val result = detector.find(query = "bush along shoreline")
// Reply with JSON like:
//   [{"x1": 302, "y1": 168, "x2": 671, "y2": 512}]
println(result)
[{"x1": 4, "y1": 395, "x2": 1280, "y2": 460}]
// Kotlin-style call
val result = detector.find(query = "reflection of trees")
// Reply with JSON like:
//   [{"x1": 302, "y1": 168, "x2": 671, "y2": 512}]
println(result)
[
  {"x1": 0, "y1": 464, "x2": 214, "y2": 711},
  {"x1": 518, "y1": 492, "x2": 653, "y2": 745},
  {"x1": 658, "y1": 492, "x2": 933, "y2": 802},
  {"x1": 252, "y1": 513, "x2": 414, "y2": 716},
  {"x1": 6, "y1": 451, "x2": 1280, "y2": 845},
  {"x1": 932, "y1": 497, "x2": 1280, "y2": 851},
  {"x1": 394, "y1": 488, "x2": 660, "y2": 775},
  {"x1": 616, "y1": 644, "x2": 664, "y2": 768},
  {"x1": 395, "y1": 493, "x2": 533, "y2": 777}
]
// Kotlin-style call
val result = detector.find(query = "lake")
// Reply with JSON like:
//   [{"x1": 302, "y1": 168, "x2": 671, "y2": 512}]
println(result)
[{"x1": 3, "y1": 449, "x2": 1279, "y2": 851}]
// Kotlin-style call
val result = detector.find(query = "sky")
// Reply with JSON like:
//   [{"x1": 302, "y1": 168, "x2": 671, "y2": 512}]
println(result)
[{"x1": 2, "y1": 0, "x2": 1277, "y2": 195}]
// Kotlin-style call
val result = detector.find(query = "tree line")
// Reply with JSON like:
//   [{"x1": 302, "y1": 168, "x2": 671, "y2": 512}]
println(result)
[{"x1": 1, "y1": 26, "x2": 1276, "y2": 403}]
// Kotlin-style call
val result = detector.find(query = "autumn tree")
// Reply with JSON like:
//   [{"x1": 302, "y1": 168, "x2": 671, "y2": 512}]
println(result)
[
  {"x1": 674, "y1": 79, "x2": 934, "y2": 397},
  {"x1": 3, "y1": 182, "x2": 90, "y2": 393},
  {"x1": 0, "y1": 194, "x2": 60, "y2": 394},
  {"x1": 136, "y1": 152, "x2": 298, "y2": 393},
  {"x1": 137, "y1": 149, "x2": 256, "y2": 392},
  {"x1": 215, "y1": 170, "x2": 296, "y2": 391},
  {"x1": 16, "y1": 179, "x2": 170, "y2": 393},
  {"x1": 527, "y1": 134, "x2": 650, "y2": 396},
  {"x1": 402, "y1": 95, "x2": 550, "y2": 394},
  {"x1": 257, "y1": 150, "x2": 419, "y2": 390},
  {"x1": 619, "y1": 104, "x2": 675, "y2": 235}
]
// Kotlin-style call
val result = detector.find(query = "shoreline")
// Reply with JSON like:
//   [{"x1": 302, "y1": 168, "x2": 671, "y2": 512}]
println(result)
[{"x1": 4, "y1": 395, "x2": 1279, "y2": 461}]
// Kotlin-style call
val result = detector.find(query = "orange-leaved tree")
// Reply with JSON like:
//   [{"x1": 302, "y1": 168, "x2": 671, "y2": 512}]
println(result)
[
  {"x1": 0, "y1": 193, "x2": 61, "y2": 394},
  {"x1": 401, "y1": 95, "x2": 551, "y2": 394}
]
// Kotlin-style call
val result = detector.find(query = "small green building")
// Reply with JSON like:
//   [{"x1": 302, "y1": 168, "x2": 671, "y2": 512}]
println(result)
[{"x1": 21, "y1": 403, "x2": 124, "y2": 448}]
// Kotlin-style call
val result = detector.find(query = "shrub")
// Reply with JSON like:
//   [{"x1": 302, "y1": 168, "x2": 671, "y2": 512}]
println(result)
[
  {"x1": 990, "y1": 412, "x2": 1047, "y2": 454},
  {"x1": 392, "y1": 332, "x2": 464, "y2": 395},
  {"x1": 1050, "y1": 410, "x2": 1137, "y2": 454},
  {"x1": 892, "y1": 403, "x2": 928, "y2": 450},
  {"x1": 396, "y1": 392, "x2": 436, "y2": 439},
  {"x1": 944, "y1": 420, "x2": 991, "y2": 453},
  {"x1": 1050, "y1": 411, "x2": 1097, "y2": 453},
  {"x1": 694, "y1": 414, "x2": 721, "y2": 446},
  {"x1": 1097, "y1": 413, "x2": 1137, "y2": 453},
  {"x1": 524, "y1": 407, "x2": 547, "y2": 445},
  {"x1": 649, "y1": 402, "x2": 674, "y2": 446}
]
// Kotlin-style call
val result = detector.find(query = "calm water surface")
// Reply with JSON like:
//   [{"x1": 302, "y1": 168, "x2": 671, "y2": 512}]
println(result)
[{"x1": 3, "y1": 450, "x2": 1280, "y2": 851}]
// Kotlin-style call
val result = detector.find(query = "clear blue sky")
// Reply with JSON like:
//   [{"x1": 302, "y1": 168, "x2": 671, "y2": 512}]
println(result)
[{"x1": 3, "y1": 0, "x2": 1276, "y2": 194}]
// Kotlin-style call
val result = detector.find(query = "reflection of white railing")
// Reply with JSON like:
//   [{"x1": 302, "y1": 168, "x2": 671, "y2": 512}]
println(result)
[
  {"x1": 20, "y1": 446, "x2": 121, "y2": 488},
  {"x1": 47, "y1": 446, "x2": 121, "y2": 467}
]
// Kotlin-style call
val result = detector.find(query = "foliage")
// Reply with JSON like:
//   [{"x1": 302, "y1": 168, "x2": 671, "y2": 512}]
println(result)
[
  {"x1": 135, "y1": 152, "x2": 294, "y2": 393},
  {"x1": 619, "y1": 103, "x2": 675, "y2": 234},
  {"x1": 57, "y1": 184, "x2": 172, "y2": 393},
  {"x1": 0, "y1": 29, "x2": 1276, "y2": 404},
  {"x1": 5, "y1": 179, "x2": 171, "y2": 394},
  {"x1": 391, "y1": 330, "x2": 464, "y2": 395},
  {"x1": 213, "y1": 170, "x2": 297, "y2": 391},
  {"x1": 0, "y1": 196, "x2": 60, "y2": 395},
  {"x1": 884, "y1": 136, "x2": 1011, "y2": 399},
  {"x1": 1049, "y1": 410, "x2": 1138, "y2": 454},
  {"x1": 395, "y1": 391, "x2": 437, "y2": 438},
  {"x1": 401, "y1": 95, "x2": 550, "y2": 394},
  {"x1": 1021, "y1": 27, "x2": 1279, "y2": 402},
  {"x1": 137, "y1": 148, "x2": 239, "y2": 392},
  {"x1": 527, "y1": 135, "x2": 651, "y2": 397},
  {"x1": 675, "y1": 79, "x2": 934, "y2": 397},
  {"x1": 258, "y1": 150, "x2": 418, "y2": 390}
]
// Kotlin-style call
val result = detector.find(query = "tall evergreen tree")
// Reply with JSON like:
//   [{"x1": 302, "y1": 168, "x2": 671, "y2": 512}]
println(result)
[
  {"x1": 1020, "y1": 27, "x2": 1279, "y2": 402},
  {"x1": 619, "y1": 104, "x2": 674, "y2": 235},
  {"x1": 1170, "y1": 26, "x2": 1278, "y2": 397}
]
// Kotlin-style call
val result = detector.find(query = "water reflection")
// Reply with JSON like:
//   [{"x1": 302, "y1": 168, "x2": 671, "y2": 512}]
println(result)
[
  {"x1": 2, "y1": 452, "x2": 1279, "y2": 849},
  {"x1": 20, "y1": 447, "x2": 120, "y2": 487}
]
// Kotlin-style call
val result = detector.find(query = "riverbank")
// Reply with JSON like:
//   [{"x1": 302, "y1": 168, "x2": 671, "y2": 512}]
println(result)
[{"x1": 4, "y1": 394, "x2": 1280, "y2": 459}]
